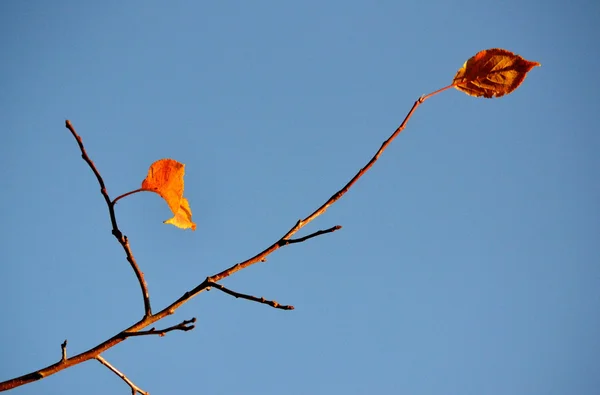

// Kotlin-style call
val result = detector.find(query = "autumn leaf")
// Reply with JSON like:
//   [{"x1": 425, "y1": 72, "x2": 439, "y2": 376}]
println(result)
[
  {"x1": 141, "y1": 158, "x2": 196, "y2": 230},
  {"x1": 452, "y1": 48, "x2": 540, "y2": 98},
  {"x1": 142, "y1": 159, "x2": 184, "y2": 213}
]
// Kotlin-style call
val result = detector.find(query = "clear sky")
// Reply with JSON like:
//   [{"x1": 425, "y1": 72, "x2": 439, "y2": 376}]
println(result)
[{"x1": 1, "y1": 1, "x2": 599, "y2": 394}]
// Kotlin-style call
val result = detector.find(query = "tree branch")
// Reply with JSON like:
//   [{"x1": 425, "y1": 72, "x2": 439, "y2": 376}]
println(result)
[
  {"x1": 0, "y1": 88, "x2": 448, "y2": 391},
  {"x1": 207, "y1": 282, "x2": 294, "y2": 310},
  {"x1": 64, "y1": 120, "x2": 152, "y2": 318},
  {"x1": 96, "y1": 356, "x2": 148, "y2": 395}
]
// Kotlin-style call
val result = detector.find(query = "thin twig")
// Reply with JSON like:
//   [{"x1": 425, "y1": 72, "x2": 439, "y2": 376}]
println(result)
[
  {"x1": 96, "y1": 356, "x2": 148, "y2": 395},
  {"x1": 123, "y1": 318, "x2": 197, "y2": 337},
  {"x1": 64, "y1": 120, "x2": 152, "y2": 318},
  {"x1": 207, "y1": 282, "x2": 294, "y2": 310},
  {"x1": 281, "y1": 225, "x2": 341, "y2": 246},
  {"x1": 0, "y1": 88, "x2": 448, "y2": 391},
  {"x1": 60, "y1": 340, "x2": 67, "y2": 362}
]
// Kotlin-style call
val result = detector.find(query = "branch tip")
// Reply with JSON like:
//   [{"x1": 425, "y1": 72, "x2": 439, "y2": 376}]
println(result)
[{"x1": 60, "y1": 340, "x2": 67, "y2": 362}]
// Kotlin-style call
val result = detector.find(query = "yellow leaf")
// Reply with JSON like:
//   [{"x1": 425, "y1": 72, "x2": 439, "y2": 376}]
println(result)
[
  {"x1": 452, "y1": 48, "x2": 540, "y2": 98},
  {"x1": 164, "y1": 197, "x2": 197, "y2": 230}
]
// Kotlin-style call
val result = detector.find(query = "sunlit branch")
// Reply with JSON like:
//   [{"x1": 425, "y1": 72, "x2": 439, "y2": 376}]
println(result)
[
  {"x1": 96, "y1": 356, "x2": 148, "y2": 395},
  {"x1": 207, "y1": 282, "x2": 294, "y2": 310}
]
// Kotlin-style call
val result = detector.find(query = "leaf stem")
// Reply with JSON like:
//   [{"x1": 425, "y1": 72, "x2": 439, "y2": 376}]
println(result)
[{"x1": 112, "y1": 188, "x2": 149, "y2": 205}]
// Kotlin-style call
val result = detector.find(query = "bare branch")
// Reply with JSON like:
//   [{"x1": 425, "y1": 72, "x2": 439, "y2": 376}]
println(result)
[
  {"x1": 0, "y1": 89, "x2": 448, "y2": 391},
  {"x1": 96, "y1": 356, "x2": 148, "y2": 395},
  {"x1": 122, "y1": 318, "x2": 196, "y2": 337},
  {"x1": 64, "y1": 120, "x2": 152, "y2": 318},
  {"x1": 207, "y1": 282, "x2": 294, "y2": 310}
]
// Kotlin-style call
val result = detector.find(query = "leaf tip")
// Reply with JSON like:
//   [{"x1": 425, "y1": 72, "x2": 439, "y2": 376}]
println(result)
[{"x1": 163, "y1": 197, "x2": 196, "y2": 230}]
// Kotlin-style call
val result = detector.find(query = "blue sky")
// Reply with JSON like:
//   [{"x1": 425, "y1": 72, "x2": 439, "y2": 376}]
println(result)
[{"x1": 1, "y1": 1, "x2": 599, "y2": 394}]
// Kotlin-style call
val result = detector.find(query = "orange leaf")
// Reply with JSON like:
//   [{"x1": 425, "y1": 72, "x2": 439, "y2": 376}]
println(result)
[
  {"x1": 164, "y1": 197, "x2": 197, "y2": 230},
  {"x1": 142, "y1": 159, "x2": 185, "y2": 214},
  {"x1": 141, "y1": 158, "x2": 196, "y2": 230},
  {"x1": 452, "y1": 48, "x2": 540, "y2": 98}
]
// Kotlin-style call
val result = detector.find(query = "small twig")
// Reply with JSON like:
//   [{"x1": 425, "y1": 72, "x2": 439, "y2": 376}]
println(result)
[
  {"x1": 96, "y1": 355, "x2": 148, "y2": 395},
  {"x1": 207, "y1": 282, "x2": 294, "y2": 310},
  {"x1": 60, "y1": 340, "x2": 67, "y2": 362},
  {"x1": 64, "y1": 120, "x2": 152, "y2": 318},
  {"x1": 123, "y1": 318, "x2": 197, "y2": 337},
  {"x1": 281, "y1": 225, "x2": 341, "y2": 246}
]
